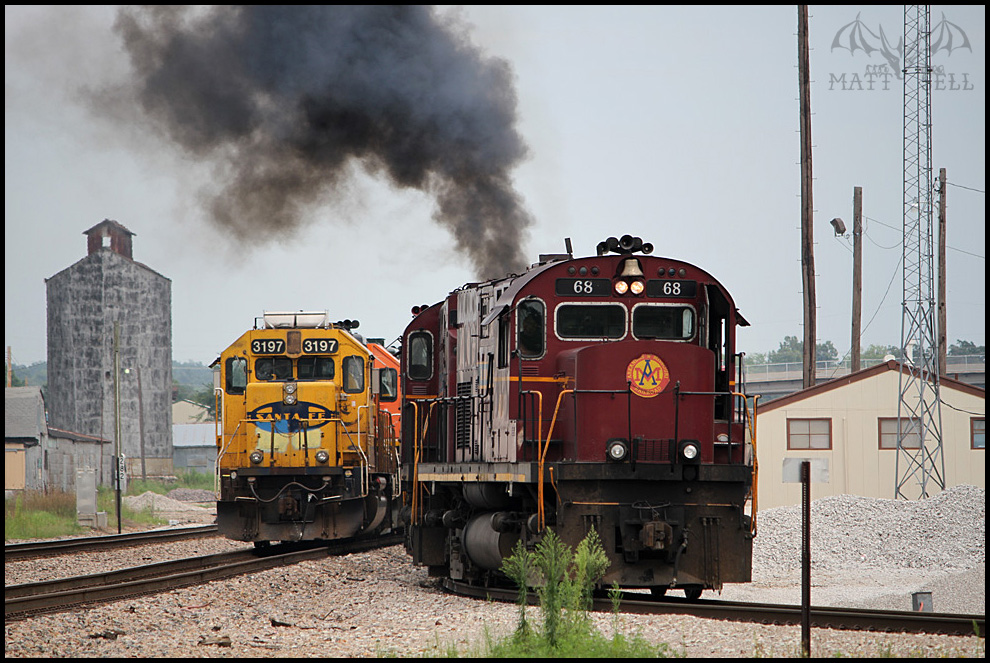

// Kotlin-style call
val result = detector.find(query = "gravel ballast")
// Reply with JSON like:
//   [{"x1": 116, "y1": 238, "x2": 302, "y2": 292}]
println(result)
[{"x1": 4, "y1": 485, "x2": 985, "y2": 658}]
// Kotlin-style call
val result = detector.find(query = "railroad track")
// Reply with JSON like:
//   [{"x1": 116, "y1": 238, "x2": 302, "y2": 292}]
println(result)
[
  {"x1": 4, "y1": 525, "x2": 220, "y2": 560},
  {"x1": 5, "y1": 533, "x2": 403, "y2": 621},
  {"x1": 444, "y1": 579, "x2": 986, "y2": 638}
]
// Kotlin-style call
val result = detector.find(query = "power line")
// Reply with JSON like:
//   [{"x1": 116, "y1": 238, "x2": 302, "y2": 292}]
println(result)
[{"x1": 946, "y1": 181, "x2": 985, "y2": 194}]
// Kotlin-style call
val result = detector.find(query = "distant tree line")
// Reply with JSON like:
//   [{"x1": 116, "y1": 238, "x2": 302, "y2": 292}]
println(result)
[
  {"x1": 744, "y1": 337, "x2": 985, "y2": 366},
  {"x1": 7, "y1": 361, "x2": 215, "y2": 414}
]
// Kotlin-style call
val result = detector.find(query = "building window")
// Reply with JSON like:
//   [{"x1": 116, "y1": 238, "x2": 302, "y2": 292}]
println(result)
[
  {"x1": 786, "y1": 418, "x2": 832, "y2": 450},
  {"x1": 973, "y1": 418, "x2": 986, "y2": 450},
  {"x1": 878, "y1": 417, "x2": 922, "y2": 449}
]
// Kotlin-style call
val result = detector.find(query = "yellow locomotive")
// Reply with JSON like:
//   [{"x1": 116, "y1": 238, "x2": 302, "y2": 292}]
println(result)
[{"x1": 213, "y1": 311, "x2": 400, "y2": 545}]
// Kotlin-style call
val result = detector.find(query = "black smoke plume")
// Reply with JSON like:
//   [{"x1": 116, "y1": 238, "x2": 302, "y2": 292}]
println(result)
[{"x1": 112, "y1": 5, "x2": 532, "y2": 278}]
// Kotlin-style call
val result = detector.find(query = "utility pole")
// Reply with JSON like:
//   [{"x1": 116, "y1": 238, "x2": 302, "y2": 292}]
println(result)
[
  {"x1": 798, "y1": 5, "x2": 817, "y2": 388},
  {"x1": 937, "y1": 168, "x2": 947, "y2": 376},
  {"x1": 851, "y1": 187, "x2": 863, "y2": 373}
]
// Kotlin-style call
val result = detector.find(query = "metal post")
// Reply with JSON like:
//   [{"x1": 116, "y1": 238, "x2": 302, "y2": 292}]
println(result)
[
  {"x1": 114, "y1": 322, "x2": 122, "y2": 534},
  {"x1": 851, "y1": 187, "x2": 863, "y2": 372},
  {"x1": 801, "y1": 459, "x2": 811, "y2": 657}
]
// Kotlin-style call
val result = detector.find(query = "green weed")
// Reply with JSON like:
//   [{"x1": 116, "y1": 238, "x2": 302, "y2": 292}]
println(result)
[{"x1": 428, "y1": 528, "x2": 682, "y2": 658}]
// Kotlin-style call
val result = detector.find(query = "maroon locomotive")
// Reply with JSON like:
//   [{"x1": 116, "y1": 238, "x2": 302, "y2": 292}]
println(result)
[{"x1": 399, "y1": 235, "x2": 756, "y2": 597}]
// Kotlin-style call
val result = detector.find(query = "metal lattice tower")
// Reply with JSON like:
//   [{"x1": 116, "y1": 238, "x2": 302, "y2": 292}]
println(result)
[{"x1": 895, "y1": 5, "x2": 945, "y2": 500}]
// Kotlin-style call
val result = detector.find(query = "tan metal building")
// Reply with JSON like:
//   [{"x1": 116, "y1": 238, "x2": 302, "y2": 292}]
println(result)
[{"x1": 752, "y1": 360, "x2": 985, "y2": 509}]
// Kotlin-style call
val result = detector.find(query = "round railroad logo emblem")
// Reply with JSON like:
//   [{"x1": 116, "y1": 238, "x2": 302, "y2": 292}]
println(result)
[{"x1": 626, "y1": 354, "x2": 670, "y2": 398}]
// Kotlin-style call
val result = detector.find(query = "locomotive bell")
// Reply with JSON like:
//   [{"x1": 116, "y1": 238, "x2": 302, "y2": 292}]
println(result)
[{"x1": 620, "y1": 258, "x2": 644, "y2": 277}]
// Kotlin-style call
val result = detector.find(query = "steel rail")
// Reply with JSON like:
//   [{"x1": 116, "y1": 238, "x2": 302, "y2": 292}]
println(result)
[
  {"x1": 443, "y1": 579, "x2": 985, "y2": 638},
  {"x1": 5, "y1": 525, "x2": 219, "y2": 560},
  {"x1": 6, "y1": 533, "x2": 403, "y2": 621}
]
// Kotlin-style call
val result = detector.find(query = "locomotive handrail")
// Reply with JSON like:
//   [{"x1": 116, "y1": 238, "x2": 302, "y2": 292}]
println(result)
[
  {"x1": 410, "y1": 401, "x2": 437, "y2": 525},
  {"x1": 337, "y1": 418, "x2": 370, "y2": 498},
  {"x1": 538, "y1": 388, "x2": 574, "y2": 531},
  {"x1": 215, "y1": 420, "x2": 245, "y2": 497},
  {"x1": 408, "y1": 401, "x2": 420, "y2": 523},
  {"x1": 740, "y1": 392, "x2": 761, "y2": 537},
  {"x1": 520, "y1": 389, "x2": 542, "y2": 462},
  {"x1": 674, "y1": 386, "x2": 752, "y2": 452},
  {"x1": 382, "y1": 412, "x2": 402, "y2": 498}
]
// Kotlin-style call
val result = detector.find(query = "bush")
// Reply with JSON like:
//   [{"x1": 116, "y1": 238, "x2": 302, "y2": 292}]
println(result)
[{"x1": 441, "y1": 528, "x2": 681, "y2": 658}]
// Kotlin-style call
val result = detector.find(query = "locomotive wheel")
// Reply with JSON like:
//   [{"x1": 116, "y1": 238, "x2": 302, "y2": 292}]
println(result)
[
  {"x1": 684, "y1": 587, "x2": 703, "y2": 600},
  {"x1": 650, "y1": 586, "x2": 668, "y2": 597}
]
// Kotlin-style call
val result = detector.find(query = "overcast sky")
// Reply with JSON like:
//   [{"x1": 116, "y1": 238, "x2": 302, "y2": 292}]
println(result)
[{"x1": 5, "y1": 5, "x2": 985, "y2": 368}]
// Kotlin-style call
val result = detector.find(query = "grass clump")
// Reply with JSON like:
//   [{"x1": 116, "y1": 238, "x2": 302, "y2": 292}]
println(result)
[
  {"x1": 4, "y1": 470, "x2": 215, "y2": 541},
  {"x1": 444, "y1": 528, "x2": 682, "y2": 658},
  {"x1": 4, "y1": 490, "x2": 85, "y2": 540}
]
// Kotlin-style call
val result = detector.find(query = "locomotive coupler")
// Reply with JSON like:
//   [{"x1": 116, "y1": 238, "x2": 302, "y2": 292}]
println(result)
[{"x1": 640, "y1": 519, "x2": 674, "y2": 550}]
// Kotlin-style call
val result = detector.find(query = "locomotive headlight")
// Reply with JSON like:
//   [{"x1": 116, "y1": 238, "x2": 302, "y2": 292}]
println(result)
[
  {"x1": 630, "y1": 280, "x2": 645, "y2": 295},
  {"x1": 249, "y1": 450, "x2": 264, "y2": 464},
  {"x1": 606, "y1": 438, "x2": 629, "y2": 462},
  {"x1": 679, "y1": 440, "x2": 701, "y2": 463},
  {"x1": 283, "y1": 382, "x2": 297, "y2": 404},
  {"x1": 614, "y1": 281, "x2": 629, "y2": 295},
  {"x1": 315, "y1": 450, "x2": 330, "y2": 464}
]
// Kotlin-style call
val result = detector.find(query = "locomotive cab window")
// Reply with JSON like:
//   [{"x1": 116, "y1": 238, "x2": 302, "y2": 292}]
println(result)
[
  {"x1": 632, "y1": 304, "x2": 695, "y2": 340},
  {"x1": 516, "y1": 299, "x2": 545, "y2": 358},
  {"x1": 343, "y1": 356, "x2": 365, "y2": 393},
  {"x1": 255, "y1": 357, "x2": 292, "y2": 381},
  {"x1": 497, "y1": 314, "x2": 510, "y2": 369},
  {"x1": 556, "y1": 303, "x2": 626, "y2": 339},
  {"x1": 407, "y1": 331, "x2": 433, "y2": 380},
  {"x1": 378, "y1": 367, "x2": 398, "y2": 401},
  {"x1": 298, "y1": 356, "x2": 334, "y2": 380},
  {"x1": 226, "y1": 356, "x2": 247, "y2": 394}
]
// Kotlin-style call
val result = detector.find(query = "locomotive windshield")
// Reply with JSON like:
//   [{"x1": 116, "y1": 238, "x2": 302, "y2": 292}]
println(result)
[
  {"x1": 556, "y1": 304, "x2": 626, "y2": 339},
  {"x1": 632, "y1": 304, "x2": 695, "y2": 340},
  {"x1": 298, "y1": 356, "x2": 335, "y2": 379},
  {"x1": 255, "y1": 357, "x2": 292, "y2": 381}
]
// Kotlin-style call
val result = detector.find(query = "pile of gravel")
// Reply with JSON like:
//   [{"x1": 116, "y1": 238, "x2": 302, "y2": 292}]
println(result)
[
  {"x1": 166, "y1": 488, "x2": 217, "y2": 503},
  {"x1": 123, "y1": 491, "x2": 211, "y2": 513},
  {"x1": 752, "y1": 484, "x2": 985, "y2": 574},
  {"x1": 715, "y1": 484, "x2": 986, "y2": 616}
]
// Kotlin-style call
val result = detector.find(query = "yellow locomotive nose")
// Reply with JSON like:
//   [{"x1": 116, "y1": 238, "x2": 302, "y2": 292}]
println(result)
[{"x1": 244, "y1": 381, "x2": 339, "y2": 465}]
